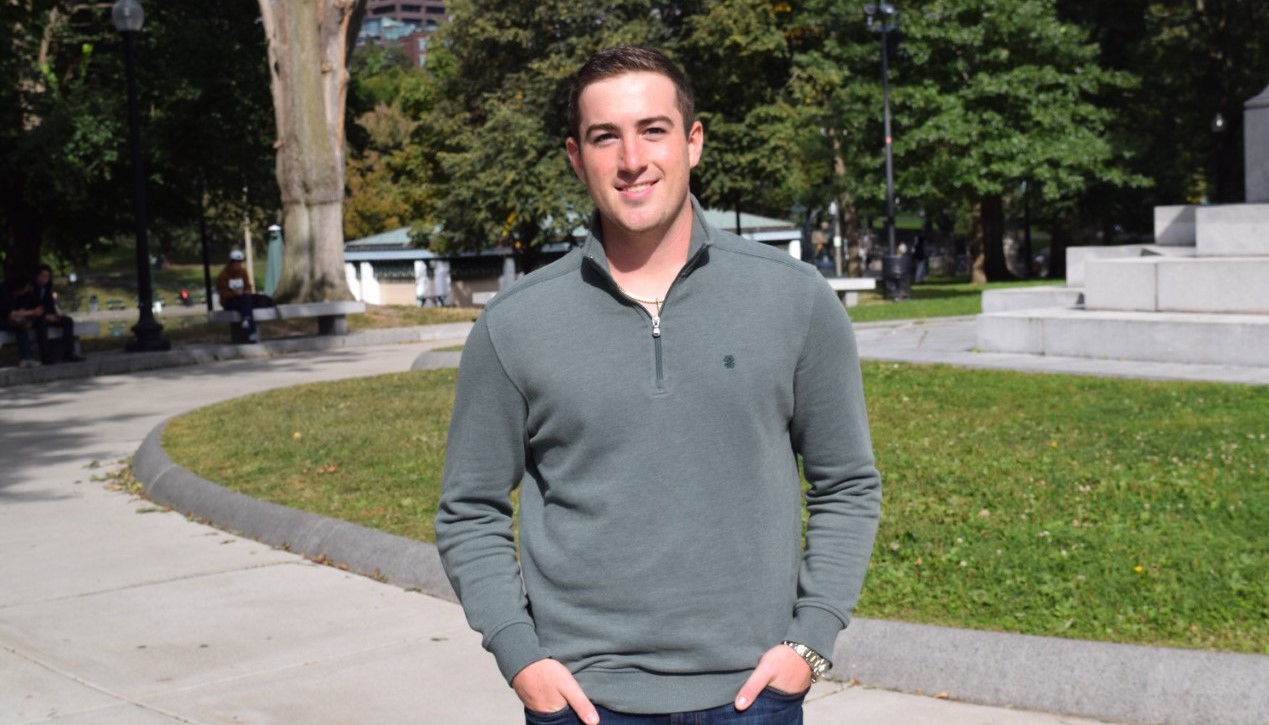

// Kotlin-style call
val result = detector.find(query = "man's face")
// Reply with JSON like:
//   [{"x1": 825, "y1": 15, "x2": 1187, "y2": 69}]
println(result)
[
  {"x1": 566, "y1": 71, "x2": 703, "y2": 244},
  {"x1": 36, "y1": 270, "x2": 51, "y2": 286}
]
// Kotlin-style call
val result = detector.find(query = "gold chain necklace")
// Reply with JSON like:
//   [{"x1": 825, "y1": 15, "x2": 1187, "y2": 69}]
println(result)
[{"x1": 616, "y1": 284, "x2": 664, "y2": 312}]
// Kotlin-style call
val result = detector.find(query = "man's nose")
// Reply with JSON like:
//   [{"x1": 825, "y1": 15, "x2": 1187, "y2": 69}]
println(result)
[{"x1": 619, "y1": 137, "x2": 645, "y2": 171}]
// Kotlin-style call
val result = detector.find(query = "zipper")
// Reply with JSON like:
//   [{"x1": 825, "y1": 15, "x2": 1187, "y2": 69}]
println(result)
[{"x1": 586, "y1": 240, "x2": 709, "y2": 391}]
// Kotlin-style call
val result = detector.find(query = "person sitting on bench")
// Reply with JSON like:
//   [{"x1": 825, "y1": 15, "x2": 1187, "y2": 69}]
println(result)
[
  {"x1": 216, "y1": 250, "x2": 273, "y2": 343},
  {"x1": 32, "y1": 263, "x2": 86, "y2": 364},
  {"x1": 2, "y1": 272, "x2": 42, "y2": 368}
]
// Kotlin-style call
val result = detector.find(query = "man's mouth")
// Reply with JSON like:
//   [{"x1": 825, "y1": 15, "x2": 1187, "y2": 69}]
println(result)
[{"x1": 619, "y1": 181, "x2": 656, "y2": 194}]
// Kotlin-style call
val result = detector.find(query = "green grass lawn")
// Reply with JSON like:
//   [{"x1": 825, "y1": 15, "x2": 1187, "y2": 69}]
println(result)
[
  {"x1": 161, "y1": 363, "x2": 1268, "y2": 654},
  {"x1": 847, "y1": 277, "x2": 1060, "y2": 324}
]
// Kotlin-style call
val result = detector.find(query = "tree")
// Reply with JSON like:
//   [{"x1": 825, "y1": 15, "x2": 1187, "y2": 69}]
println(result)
[
  {"x1": 680, "y1": 0, "x2": 798, "y2": 219},
  {"x1": 412, "y1": 0, "x2": 804, "y2": 268},
  {"x1": 888, "y1": 0, "x2": 1142, "y2": 282},
  {"x1": 344, "y1": 44, "x2": 425, "y2": 240},
  {"x1": 1061, "y1": 0, "x2": 1267, "y2": 211},
  {"x1": 2, "y1": 1, "x2": 131, "y2": 277},
  {"x1": 1, "y1": 1, "x2": 276, "y2": 278},
  {"x1": 257, "y1": 0, "x2": 366, "y2": 302}
]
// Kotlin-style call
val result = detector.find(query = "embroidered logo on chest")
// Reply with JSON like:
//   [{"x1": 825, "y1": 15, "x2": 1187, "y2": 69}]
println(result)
[{"x1": 723, "y1": 354, "x2": 736, "y2": 369}]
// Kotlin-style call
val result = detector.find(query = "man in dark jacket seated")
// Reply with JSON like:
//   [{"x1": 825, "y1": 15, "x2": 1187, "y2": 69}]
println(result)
[
  {"x1": 2, "y1": 273, "x2": 42, "y2": 368},
  {"x1": 32, "y1": 263, "x2": 86, "y2": 364}
]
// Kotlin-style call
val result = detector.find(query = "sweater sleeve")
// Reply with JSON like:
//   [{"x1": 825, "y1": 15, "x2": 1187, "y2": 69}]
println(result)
[
  {"x1": 784, "y1": 281, "x2": 883, "y2": 661},
  {"x1": 435, "y1": 314, "x2": 550, "y2": 683}
]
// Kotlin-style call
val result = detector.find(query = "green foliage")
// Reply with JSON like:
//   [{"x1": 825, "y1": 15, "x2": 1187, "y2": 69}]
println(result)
[
  {"x1": 1, "y1": 0, "x2": 276, "y2": 273},
  {"x1": 410, "y1": 0, "x2": 807, "y2": 255},
  {"x1": 344, "y1": 44, "x2": 436, "y2": 240},
  {"x1": 893, "y1": 0, "x2": 1141, "y2": 202}
]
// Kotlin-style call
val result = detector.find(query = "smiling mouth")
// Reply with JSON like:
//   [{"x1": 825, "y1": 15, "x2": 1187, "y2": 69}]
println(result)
[{"x1": 619, "y1": 181, "x2": 656, "y2": 193}]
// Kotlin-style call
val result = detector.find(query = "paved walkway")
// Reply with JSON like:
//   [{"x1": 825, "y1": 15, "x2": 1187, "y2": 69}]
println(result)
[
  {"x1": 852, "y1": 317, "x2": 1269, "y2": 385},
  {"x1": 3, "y1": 321, "x2": 1263, "y2": 724}
]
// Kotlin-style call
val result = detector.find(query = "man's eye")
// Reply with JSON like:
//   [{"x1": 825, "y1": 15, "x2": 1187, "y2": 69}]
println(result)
[
  {"x1": 592, "y1": 133, "x2": 617, "y2": 143},
  {"x1": 645, "y1": 127, "x2": 666, "y2": 137}
]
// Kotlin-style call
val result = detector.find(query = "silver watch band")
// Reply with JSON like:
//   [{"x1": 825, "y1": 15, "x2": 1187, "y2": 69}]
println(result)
[{"x1": 781, "y1": 640, "x2": 831, "y2": 683}]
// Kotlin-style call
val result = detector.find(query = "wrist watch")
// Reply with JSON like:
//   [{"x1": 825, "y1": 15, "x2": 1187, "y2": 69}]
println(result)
[{"x1": 782, "y1": 641, "x2": 832, "y2": 683}]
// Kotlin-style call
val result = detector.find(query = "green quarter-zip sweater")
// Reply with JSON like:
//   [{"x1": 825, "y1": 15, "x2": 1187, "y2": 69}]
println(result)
[{"x1": 436, "y1": 197, "x2": 881, "y2": 714}]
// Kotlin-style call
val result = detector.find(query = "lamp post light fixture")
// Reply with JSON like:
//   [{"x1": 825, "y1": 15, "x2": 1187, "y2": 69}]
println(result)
[
  {"x1": 113, "y1": 0, "x2": 169, "y2": 352},
  {"x1": 1211, "y1": 112, "x2": 1227, "y2": 204},
  {"x1": 865, "y1": 2, "x2": 909, "y2": 300}
]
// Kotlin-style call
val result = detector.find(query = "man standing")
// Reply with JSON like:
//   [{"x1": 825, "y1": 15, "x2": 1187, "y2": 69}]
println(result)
[{"x1": 436, "y1": 47, "x2": 881, "y2": 724}]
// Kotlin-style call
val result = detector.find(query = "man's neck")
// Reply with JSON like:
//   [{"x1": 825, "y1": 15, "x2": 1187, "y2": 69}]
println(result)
[{"x1": 601, "y1": 202, "x2": 694, "y2": 299}]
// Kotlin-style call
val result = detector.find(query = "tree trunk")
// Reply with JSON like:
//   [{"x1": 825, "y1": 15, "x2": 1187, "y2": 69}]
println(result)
[
  {"x1": 840, "y1": 194, "x2": 862, "y2": 277},
  {"x1": 972, "y1": 194, "x2": 1011, "y2": 283},
  {"x1": 969, "y1": 200, "x2": 986, "y2": 284},
  {"x1": 258, "y1": 0, "x2": 365, "y2": 303},
  {"x1": 1, "y1": 177, "x2": 43, "y2": 279},
  {"x1": 831, "y1": 132, "x2": 862, "y2": 277}
]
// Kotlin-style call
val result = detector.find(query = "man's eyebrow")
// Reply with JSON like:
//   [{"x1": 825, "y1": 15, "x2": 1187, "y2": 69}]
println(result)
[
  {"x1": 583, "y1": 122, "x2": 619, "y2": 138},
  {"x1": 583, "y1": 116, "x2": 678, "y2": 139}
]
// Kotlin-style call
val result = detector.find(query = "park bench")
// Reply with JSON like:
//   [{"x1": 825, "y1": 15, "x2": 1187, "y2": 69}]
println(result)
[
  {"x1": 825, "y1": 276, "x2": 877, "y2": 307},
  {"x1": 208, "y1": 301, "x2": 366, "y2": 343},
  {"x1": 0, "y1": 320, "x2": 101, "y2": 352}
]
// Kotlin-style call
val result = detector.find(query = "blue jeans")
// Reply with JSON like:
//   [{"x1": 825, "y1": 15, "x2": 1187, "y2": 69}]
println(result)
[
  {"x1": 524, "y1": 687, "x2": 806, "y2": 725},
  {"x1": 1, "y1": 320, "x2": 32, "y2": 360},
  {"x1": 221, "y1": 294, "x2": 273, "y2": 332}
]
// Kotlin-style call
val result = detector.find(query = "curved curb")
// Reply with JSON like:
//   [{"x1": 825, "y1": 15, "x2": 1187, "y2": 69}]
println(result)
[
  {"x1": 835, "y1": 618, "x2": 1268, "y2": 725},
  {"x1": 132, "y1": 419, "x2": 456, "y2": 603}
]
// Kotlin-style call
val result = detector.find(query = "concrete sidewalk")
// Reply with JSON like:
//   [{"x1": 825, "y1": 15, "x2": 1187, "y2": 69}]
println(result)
[
  {"x1": 852, "y1": 316, "x2": 1269, "y2": 385},
  {"x1": 2, "y1": 324, "x2": 1264, "y2": 724}
]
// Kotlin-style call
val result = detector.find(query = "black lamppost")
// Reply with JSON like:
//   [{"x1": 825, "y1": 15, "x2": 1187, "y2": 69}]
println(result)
[
  {"x1": 113, "y1": 0, "x2": 169, "y2": 352},
  {"x1": 1211, "y1": 112, "x2": 1227, "y2": 204},
  {"x1": 865, "y1": 3, "x2": 909, "y2": 300}
]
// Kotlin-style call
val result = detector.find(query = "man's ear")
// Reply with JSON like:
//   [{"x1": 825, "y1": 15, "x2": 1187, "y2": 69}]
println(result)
[
  {"x1": 566, "y1": 137, "x2": 586, "y2": 183},
  {"x1": 687, "y1": 120, "x2": 704, "y2": 169}
]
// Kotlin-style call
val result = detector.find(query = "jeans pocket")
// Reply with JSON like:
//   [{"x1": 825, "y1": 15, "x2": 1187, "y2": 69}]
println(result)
[
  {"x1": 760, "y1": 685, "x2": 810, "y2": 702},
  {"x1": 524, "y1": 704, "x2": 575, "y2": 724}
]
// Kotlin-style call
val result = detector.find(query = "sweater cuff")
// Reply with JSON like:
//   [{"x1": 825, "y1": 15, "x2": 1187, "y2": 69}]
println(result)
[
  {"x1": 487, "y1": 622, "x2": 551, "y2": 684},
  {"x1": 784, "y1": 606, "x2": 846, "y2": 666}
]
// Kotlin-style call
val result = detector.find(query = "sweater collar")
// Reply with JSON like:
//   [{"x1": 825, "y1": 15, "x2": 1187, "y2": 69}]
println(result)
[{"x1": 580, "y1": 195, "x2": 714, "y2": 279}]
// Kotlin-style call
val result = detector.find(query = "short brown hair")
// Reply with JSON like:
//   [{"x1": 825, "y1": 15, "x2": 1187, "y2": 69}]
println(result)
[{"x1": 567, "y1": 46, "x2": 695, "y2": 142}]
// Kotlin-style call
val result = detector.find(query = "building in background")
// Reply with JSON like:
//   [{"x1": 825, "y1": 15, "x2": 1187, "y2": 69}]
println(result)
[
  {"x1": 344, "y1": 211, "x2": 802, "y2": 308},
  {"x1": 357, "y1": 0, "x2": 448, "y2": 67}
]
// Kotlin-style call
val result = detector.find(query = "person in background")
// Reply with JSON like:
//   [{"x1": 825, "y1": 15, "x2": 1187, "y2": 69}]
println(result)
[
  {"x1": 216, "y1": 249, "x2": 272, "y2": 343},
  {"x1": 32, "y1": 263, "x2": 86, "y2": 364},
  {"x1": 2, "y1": 273, "x2": 42, "y2": 368},
  {"x1": 912, "y1": 234, "x2": 928, "y2": 284}
]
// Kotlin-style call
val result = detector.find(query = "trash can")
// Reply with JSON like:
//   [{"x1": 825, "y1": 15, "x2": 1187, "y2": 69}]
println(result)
[{"x1": 882, "y1": 253, "x2": 912, "y2": 301}]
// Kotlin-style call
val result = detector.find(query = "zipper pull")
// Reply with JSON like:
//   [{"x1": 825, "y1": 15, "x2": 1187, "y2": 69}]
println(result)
[{"x1": 651, "y1": 315, "x2": 661, "y2": 338}]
